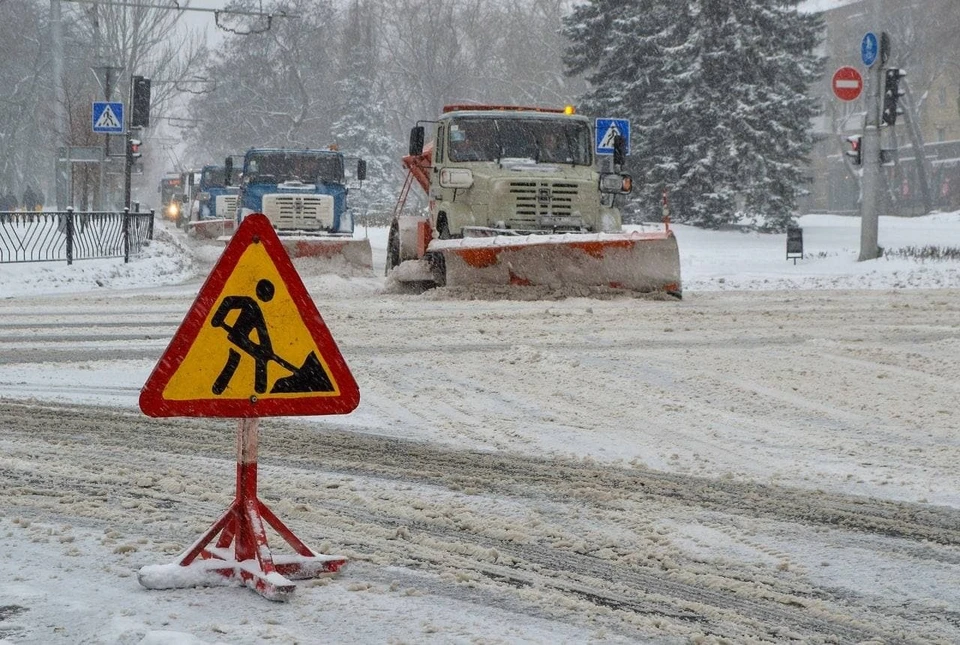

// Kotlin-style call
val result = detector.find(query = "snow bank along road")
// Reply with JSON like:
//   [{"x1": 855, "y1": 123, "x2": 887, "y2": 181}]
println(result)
[{"x1": 1, "y1": 281, "x2": 960, "y2": 642}]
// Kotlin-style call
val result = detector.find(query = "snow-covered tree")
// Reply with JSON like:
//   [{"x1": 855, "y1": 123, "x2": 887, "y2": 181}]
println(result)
[
  {"x1": 329, "y1": 0, "x2": 401, "y2": 225},
  {"x1": 185, "y1": 0, "x2": 341, "y2": 159},
  {"x1": 564, "y1": 0, "x2": 823, "y2": 230},
  {"x1": 0, "y1": 0, "x2": 51, "y2": 196}
]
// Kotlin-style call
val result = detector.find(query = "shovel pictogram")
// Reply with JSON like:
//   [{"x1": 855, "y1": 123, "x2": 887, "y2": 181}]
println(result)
[{"x1": 210, "y1": 278, "x2": 334, "y2": 395}]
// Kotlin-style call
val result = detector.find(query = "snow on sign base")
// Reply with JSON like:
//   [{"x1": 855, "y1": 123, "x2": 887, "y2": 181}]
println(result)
[
  {"x1": 139, "y1": 213, "x2": 360, "y2": 418},
  {"x1": 832, "y1": 66, "x2": 863, "y2": 102}
]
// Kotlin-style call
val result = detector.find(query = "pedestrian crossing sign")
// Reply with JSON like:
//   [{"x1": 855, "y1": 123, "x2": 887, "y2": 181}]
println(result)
[
  {"x1": 595, "y1": 118, "x2": 630, "y2": 156},
  {"x1": 139, "y1": 214, "x2": 360, "y2": 418},
  {"x1": 92, "y1": 101, "x2": 125, "y2": 134}
]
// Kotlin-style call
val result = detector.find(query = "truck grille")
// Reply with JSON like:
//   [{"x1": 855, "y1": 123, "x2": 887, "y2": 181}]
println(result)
[
  {"x1": 508, "y1": 181, "x2": 580, "y2": 223},
  {"x1": 215, "y1": 195, "x2": 238, "y2": 219},
  {"x1": 262, "y1": 194, "x2": 334, "y2": 231}
]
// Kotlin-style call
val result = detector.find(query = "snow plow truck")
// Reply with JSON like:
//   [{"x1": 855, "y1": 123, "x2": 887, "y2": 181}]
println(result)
[
  {"x1": 225, "y1": 148, "x2": 372, "y2": 271},
  {"x1": 386, "y1": 105, "x2": 681, "y2": 296}
]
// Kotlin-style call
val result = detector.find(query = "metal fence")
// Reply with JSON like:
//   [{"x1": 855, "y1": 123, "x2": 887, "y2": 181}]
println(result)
[{"x1": 0, "y1": 208, "x2": 155, "y2": 264}]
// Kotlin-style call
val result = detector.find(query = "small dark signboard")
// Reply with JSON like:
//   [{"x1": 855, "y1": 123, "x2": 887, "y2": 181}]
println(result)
[{"x1": 786, "y1": 226, "x2": 803, "y2": 264}]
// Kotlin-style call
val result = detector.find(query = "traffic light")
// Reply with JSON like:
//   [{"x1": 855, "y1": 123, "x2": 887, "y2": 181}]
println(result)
[
  {"x1": 131, "y1": 76, "x2": 151, "y2": 128},
  {"x1": 845, "y1": 134, "x2": 862, "y2": 166},
  {"x1": 882, "y1": 68, "x2": 906, "y2": 126},
  {"x1": 127, "y1": 138, "x2": 142, "y2": 160}
]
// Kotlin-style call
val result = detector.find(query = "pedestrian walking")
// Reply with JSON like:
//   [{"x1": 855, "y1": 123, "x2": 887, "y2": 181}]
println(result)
[{"x1": 22, "y1": 186, "x2": 36, "y2": 212}]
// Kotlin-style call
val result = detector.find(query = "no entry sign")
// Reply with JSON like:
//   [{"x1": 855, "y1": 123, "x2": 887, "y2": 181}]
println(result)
[{"x1": 832, "y1": 66, "x2": 863, "y2": 102}]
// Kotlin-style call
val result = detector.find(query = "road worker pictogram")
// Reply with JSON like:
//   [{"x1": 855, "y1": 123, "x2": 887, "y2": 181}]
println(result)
[
  {"x1": 139, "y1": 213, "x2": 359, "y2": 418},
  {"x1": 209, "y1": 278, "x2": 335, "y2": 396}
]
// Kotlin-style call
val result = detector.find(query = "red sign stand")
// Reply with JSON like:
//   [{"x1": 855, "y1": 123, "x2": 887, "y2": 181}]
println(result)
[{"x1": 138, "y1": 419, "x2": 346, "y2": 601}]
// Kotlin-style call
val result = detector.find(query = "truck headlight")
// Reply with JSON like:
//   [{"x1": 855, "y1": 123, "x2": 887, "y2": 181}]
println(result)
[
  {"x1": 599, "y1": 173, "x2": 633, "y2": 194},
  {"x1": 439, "y1": 168, "x2": 474, "y2": 189}
]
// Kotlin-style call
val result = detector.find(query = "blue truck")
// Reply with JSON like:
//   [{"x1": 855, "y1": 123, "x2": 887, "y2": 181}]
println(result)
[
  {"x1": 226, "y1": 149, "x2": 362, "y2": 232},
  {"x1": 224, "y1": 148, "x2": 371, "y2": 269},
  {"x1": 188, "y1": 164, "x2": 239, "y2": 238}
]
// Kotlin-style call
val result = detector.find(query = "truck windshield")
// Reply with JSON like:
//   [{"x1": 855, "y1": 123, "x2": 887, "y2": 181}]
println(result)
[
  {"x1": 202, "y1": 167, "x2": 226, "y2": 187},
  {"x1": 447, "y1": 117, "x2": 592, "y2": 165},
  {"x1": 244, "y1": 152, "x2": 344, "y2": 185}
]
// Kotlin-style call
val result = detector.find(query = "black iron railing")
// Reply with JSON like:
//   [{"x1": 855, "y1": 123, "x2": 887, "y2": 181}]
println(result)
[{"x1": 0, "y1": 208, "x2": 155, "y2": 264}]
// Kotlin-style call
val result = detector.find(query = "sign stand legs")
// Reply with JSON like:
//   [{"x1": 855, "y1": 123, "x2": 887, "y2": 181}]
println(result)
[{"x1": 138, "y1": 418, "x2": 347, "y2": 601}]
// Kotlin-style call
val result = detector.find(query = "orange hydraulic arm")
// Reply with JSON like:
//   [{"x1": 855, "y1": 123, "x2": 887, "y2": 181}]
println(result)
[
  {"x1": 402, "y1": 142, "x2": 433, "y2": 194},
  {"x1": 392, "y1": 142, "x2": 433, "y2": 219}
]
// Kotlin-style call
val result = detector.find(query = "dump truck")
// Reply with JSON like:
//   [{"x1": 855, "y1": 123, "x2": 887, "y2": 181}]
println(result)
[
  {"x1": 386, "y1": 104, "x2": 681, "y2": 295},
  {"x1": 189, "y1": 164, "x2": 240, "y2": 239},
  {"x1": 225, "y1": 148, "x2": 372, "y2": 270}
]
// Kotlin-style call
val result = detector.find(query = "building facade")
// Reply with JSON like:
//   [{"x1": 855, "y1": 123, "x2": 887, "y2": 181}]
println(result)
[{"x1": 803, "y1": 0, "x2": 960, "y2": 214}]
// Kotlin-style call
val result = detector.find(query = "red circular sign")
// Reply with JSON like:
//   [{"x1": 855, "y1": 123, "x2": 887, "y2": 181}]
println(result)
[{"x1": 832, "y1": 66, "x2": 863, "y2": 101}]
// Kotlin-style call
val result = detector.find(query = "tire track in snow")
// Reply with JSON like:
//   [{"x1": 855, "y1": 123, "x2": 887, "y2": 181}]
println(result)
[{"x1": 1, "y1": 401, "x2": 958, "y2": 642}]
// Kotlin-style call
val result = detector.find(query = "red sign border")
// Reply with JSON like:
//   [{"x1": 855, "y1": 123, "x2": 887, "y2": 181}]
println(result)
[
  {"x1": 832, "y1": 66, "x2": 863, "y2": 102},
  {"x1": 139, "y1": 214, "x2": 360, "y2": 418}
]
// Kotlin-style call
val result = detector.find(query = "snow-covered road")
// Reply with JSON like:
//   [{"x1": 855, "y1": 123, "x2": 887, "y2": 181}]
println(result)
[{"x1": 2, "y1": 251, "x2": 960, "y2": 642}]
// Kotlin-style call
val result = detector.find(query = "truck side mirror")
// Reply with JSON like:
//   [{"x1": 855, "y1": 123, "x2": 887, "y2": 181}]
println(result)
[
  {"x1": 613, "y1": 134, "x2": 626, "y2": 168},
  {"x1": 224, "y1": 157, "x2": 233, "y2": 185},
  {"x1": 409, "y1": 126, "x2": 425, "y2": 157},
  {"x1": 357, "y1": 159, "x2": 367, "y2": 181}
]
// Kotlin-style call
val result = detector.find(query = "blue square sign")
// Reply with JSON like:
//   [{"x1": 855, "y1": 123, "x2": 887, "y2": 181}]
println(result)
[
  {"x1": 595, "y1": 118, "x2": 630, "y2": 156},
  {"x1": 92, "y1": 101, "x2": 124, "y2": 134}
]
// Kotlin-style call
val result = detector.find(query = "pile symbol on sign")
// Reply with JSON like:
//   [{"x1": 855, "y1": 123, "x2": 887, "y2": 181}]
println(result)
[{"x1": 139, "y1": 213, "x2": 360, "y2": 418}]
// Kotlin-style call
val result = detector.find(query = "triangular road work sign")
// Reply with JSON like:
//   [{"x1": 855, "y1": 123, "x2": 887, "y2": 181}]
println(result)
[{"x1": 140, "y1": 214, "x2": 360, "y2": 418}]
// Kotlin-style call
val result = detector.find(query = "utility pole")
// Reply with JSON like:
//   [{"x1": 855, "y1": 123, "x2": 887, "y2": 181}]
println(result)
[
  {"x1": 50, "y1": 0, "x2": 68, "y2": 208},
  {"x1": 91, "y1": 2, "x2": 124, "y2": 211},
  {"x1": 858, "y1": 38, "x2": 884, "y2": 261}
]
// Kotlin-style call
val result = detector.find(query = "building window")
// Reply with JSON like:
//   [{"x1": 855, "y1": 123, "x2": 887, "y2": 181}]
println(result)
[
  {"x1": 939, "y1": 87, "x2": 948, "y2": 106},
  {"x1": 937, "y1": 127, "x2": 946, "y2": 142}
]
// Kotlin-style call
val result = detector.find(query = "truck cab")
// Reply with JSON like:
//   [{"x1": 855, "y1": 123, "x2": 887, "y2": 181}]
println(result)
[
  {"x1": 158, "y1": 175, "x2": 183, "y2": 223},
  {"x1": 231, "y1": 148, "x2": 356, "y2": 236},
  {"x1": 412, "y1": 105, "x2": 632, "y2": 239}
]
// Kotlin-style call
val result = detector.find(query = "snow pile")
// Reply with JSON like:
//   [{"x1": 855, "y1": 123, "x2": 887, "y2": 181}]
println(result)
[
  {"x1": 3, "y1": 212, "x2": 960, "y2": 300},
  {"x1": 0, "y1": 224, "x2": 195, "y2": 299}
]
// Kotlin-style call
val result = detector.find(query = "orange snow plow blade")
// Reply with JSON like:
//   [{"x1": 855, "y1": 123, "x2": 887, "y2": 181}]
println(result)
[
  {"x1": 190, "y1": 218, "x2": 236, "y2": 239},
  {"x1": 277, "y1": 237, "x2": 373, "y2": 272},
  {"x1": 433, "y1": 231, "x2": 681, "y2": 296},
  {"x1": 205, "y1": 229, "x2": 373, "y2": 274}
]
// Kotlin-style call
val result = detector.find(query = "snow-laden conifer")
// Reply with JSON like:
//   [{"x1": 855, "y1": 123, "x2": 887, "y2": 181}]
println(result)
[{"x1": 563, "y1": 0, "x2": 823, "y2": 230}]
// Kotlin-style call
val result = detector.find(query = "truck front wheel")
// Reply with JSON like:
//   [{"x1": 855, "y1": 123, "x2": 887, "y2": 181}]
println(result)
[
  {"x1": 437, "y1": 212, "x2": 451, "y2": 240},
  {"x1": 386, "y1": 220, "x2": 401, "y2": 276}
]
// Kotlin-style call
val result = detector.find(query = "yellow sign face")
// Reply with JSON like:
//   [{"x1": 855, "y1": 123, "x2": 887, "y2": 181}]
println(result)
[
  {"x1": 162, "y1": 243, "x2": 340, "y2": 400},
  {"x1": 139, "y1": 214, "x2": 360, "y2": 418}
]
